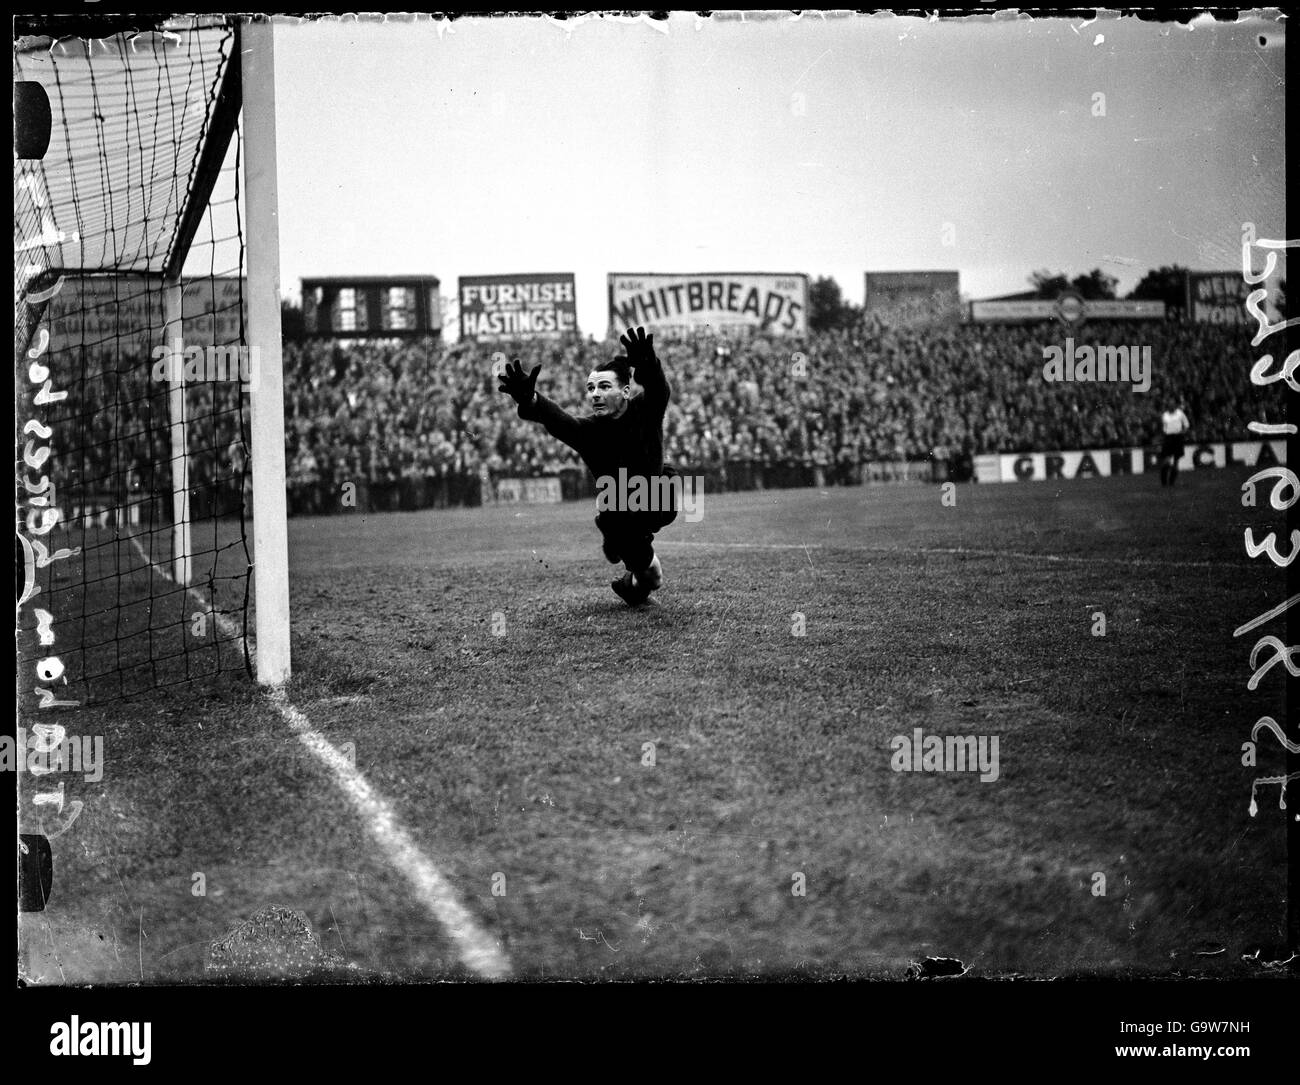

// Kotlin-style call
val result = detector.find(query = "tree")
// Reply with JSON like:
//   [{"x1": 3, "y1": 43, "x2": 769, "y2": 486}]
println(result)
[
  {"x1": 1070, "y1": 268, "x2": 1118, "y2": 299},
  {"x1": 1028, "y1": 270, "x2": 1070, "y2": 298},
  {"x1": 1126, "y1": 264, "x2": 1188, "y2": 314},
  {"x1": 807, "y1": 275, "x2": 861, "y2": 333}
]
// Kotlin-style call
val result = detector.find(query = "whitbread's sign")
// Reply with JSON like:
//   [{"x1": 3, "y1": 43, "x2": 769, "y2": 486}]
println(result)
[{"x1": 608, "y1": 272, "x2": 807, "y2": 337}]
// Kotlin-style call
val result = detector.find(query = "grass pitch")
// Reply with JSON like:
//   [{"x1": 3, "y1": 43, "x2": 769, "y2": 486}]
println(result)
[{"x1": 19, "y1": 469, "x2": 1289, "y2": 982}]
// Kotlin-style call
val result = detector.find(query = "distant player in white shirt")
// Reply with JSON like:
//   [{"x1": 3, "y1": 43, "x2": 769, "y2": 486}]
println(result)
[{"x1": 1158, "y1": 400, "x2": 1191, "y2": 487}]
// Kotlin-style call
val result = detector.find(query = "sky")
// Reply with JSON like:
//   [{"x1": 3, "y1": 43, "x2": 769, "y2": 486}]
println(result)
[{"x1": 255, "y1": 11, "x2": 1286, "y2": 339}]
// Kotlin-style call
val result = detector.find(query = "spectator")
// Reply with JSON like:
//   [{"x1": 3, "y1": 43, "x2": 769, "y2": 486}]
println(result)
[{"x1": 49, "y1": 318, "x2": 1266, "y2": 517}]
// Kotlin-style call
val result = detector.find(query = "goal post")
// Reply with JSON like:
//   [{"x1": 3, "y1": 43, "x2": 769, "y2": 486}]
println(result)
[
  {"x1": 241, "y1": 16, "x2": 292, "y2": 686},
  {"x1": 163, "y1": 276, "x2": 192, "y2": 588},
  {"x1": 14, "y1": 13, "x2": 293, "y2": 703}
]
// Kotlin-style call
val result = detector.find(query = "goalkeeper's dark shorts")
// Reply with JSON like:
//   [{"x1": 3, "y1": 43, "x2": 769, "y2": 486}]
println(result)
[
  {"x1": 596, "y1": 511, "x2": 674, "y2": 573},
  {"x1": 1160, "y1": 434, "x2": 1186, "y2": 460},
  {"x1": 594, "y1": 464, "x2": 679, "y2": 572}
]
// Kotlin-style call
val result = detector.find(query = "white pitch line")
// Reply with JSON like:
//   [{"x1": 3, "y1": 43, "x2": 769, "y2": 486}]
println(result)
[
  {"x1": 267, "y1": 688, "x2": 511, "y2": 979},
  {"x1": 658, "y1": 539, "x2": 1241, "y2": 570},
  {"x1": 127, "y1": 532, "x2": 511, "y2": 979},
  {"x1": 127, "y1": 533, "x2": 250, "y2": 653},
  {"x1": 661, "y1": 541, "x2": 814, "y2": 550}
]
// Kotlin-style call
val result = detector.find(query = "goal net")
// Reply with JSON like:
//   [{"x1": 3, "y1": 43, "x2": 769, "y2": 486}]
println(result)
[{"x1": 16, "y1": 16, "x2": 264, "y2": 705}]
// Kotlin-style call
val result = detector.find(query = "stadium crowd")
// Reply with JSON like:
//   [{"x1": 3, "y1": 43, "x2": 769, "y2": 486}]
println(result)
[
  {"x1": 276, "y1": 317, "x2": 1268, "y2": 510},
  {"x1": 52, "y1": 317, "x2": 1272, "y2": 517}
]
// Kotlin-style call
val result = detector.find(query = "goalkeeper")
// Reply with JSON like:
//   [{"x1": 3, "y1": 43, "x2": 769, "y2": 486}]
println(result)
[{"x1": 498, "y1": 326, "x2": 677, "y2": 606}]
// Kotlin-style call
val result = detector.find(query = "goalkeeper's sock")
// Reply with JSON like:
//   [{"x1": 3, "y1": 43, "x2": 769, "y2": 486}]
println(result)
[{"x1": 640, "y1": 555, "x2": 663, "y2": 591}]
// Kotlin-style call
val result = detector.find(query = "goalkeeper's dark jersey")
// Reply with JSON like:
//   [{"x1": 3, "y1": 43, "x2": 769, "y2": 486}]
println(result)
[{"x1": 515, "y1": 349, "x2": 671, "y2": 481}]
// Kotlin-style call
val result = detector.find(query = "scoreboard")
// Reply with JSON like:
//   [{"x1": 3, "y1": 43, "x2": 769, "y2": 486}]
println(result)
[{"x1": 301, "y1": 275, "x2": 441, "y2": 338}]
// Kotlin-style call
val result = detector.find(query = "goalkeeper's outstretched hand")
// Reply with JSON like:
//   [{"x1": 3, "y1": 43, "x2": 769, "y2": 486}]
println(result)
[
  {"x1": 498, "y1": 358, "x2": 540, "y2": 406},
  {"x1": 619, "y1": 325, "x2": 655, "y2": 367}
]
